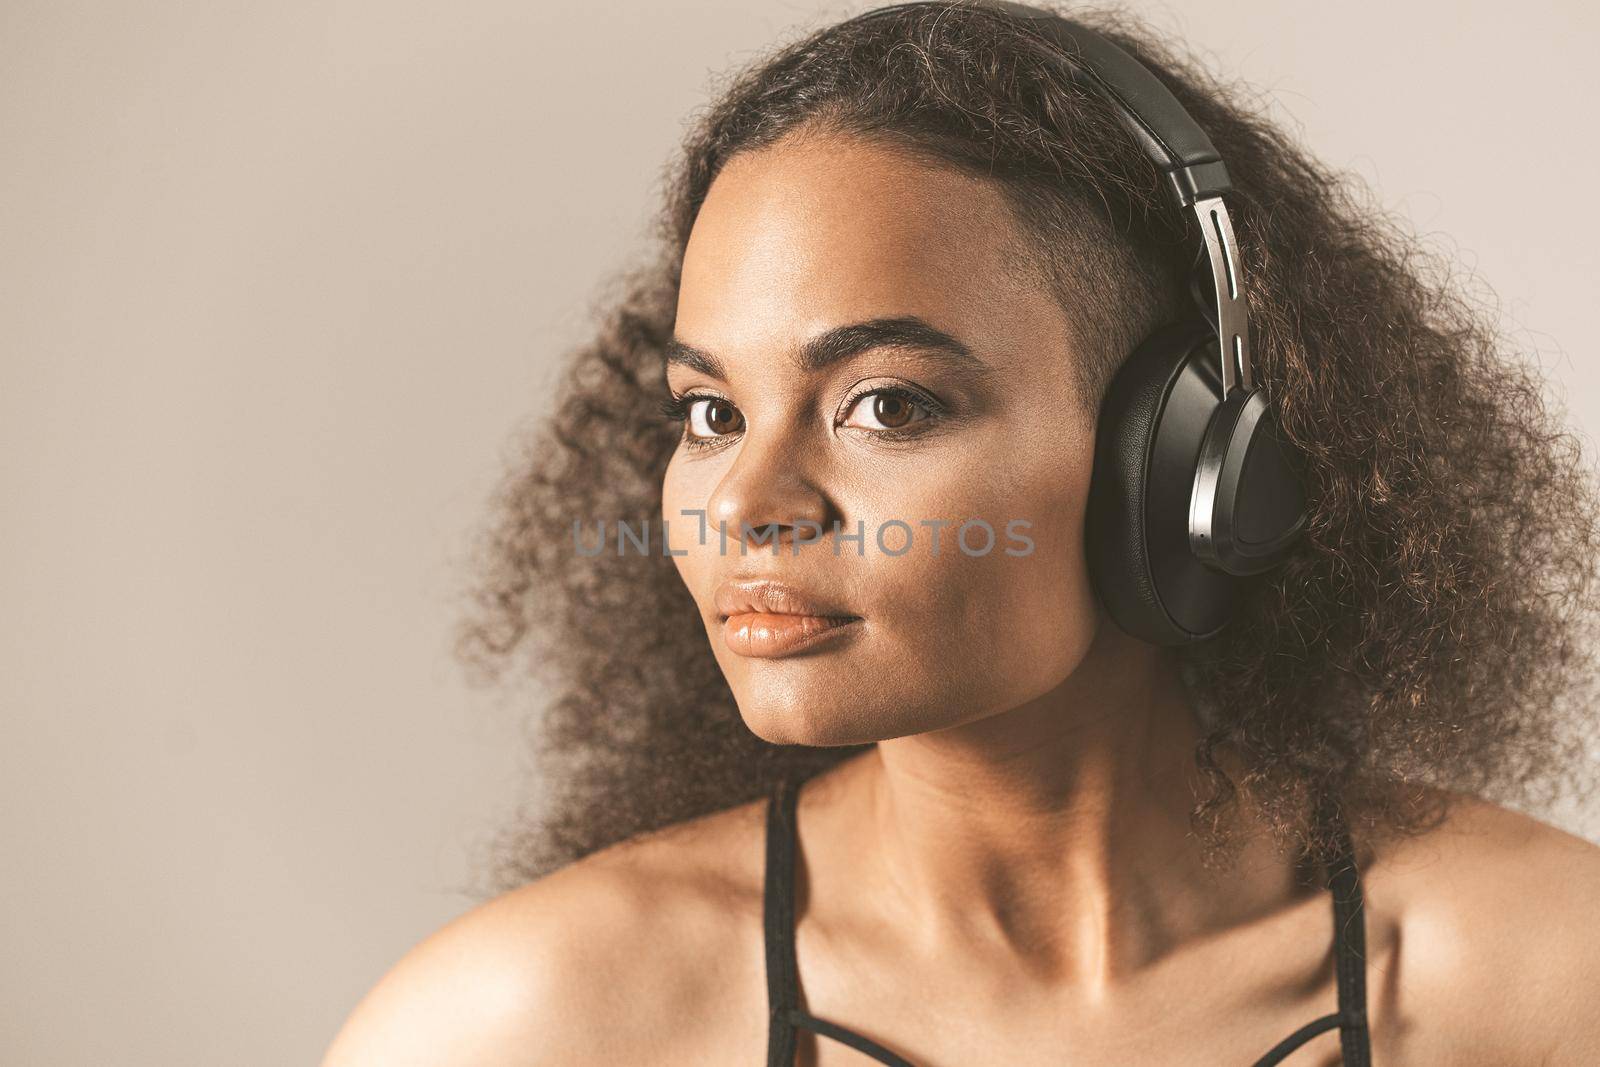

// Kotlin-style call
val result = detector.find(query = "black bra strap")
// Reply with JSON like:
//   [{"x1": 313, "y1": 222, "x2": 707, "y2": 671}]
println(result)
[
  {"x1": 1326, "y1": 817, "x2": 1373, "y2": 1066},
  {"x1": 764, "y1": 776, "x2": 801, "y2": 1067}
]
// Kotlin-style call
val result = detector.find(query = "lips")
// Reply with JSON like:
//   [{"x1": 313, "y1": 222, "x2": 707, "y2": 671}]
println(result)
[
  {"x1": 714, "y1": 577, "x2": 854, "y2": 619},
  {"x1": 713, "y1": 578, "x2": 862, "y2": 659}
]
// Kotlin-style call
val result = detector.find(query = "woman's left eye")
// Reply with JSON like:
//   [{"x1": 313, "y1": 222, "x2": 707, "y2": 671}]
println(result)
[{"x1": 839, "y1": 388, "x2": 934, "y2": 432}]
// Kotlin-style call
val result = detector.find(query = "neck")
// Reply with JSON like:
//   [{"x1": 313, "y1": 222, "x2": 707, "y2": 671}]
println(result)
[{"x1": 853, "y1": 621, "x2": 1300, "y2": 995}]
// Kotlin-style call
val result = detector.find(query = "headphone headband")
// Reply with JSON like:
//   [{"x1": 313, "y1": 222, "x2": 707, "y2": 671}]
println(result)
[{"x1": 838, "y1": 0, "x2": 1253, "y2": 395}]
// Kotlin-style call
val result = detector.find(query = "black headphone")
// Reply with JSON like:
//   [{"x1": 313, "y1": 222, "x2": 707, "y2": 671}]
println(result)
[{"x1": 841, "y1": 0, "x2": 1308, "y2": 645}]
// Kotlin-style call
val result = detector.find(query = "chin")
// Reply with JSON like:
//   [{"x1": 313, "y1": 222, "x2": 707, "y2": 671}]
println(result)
[
  {"x1": 731, "y1": 688, "x2": 884, "y2": 747},
  {"x1": 732, "y1": 682, "x2": 966, "y2": 748},
  {"x1": 737, "y1": 699, "x2": 871, "y2": 748}
]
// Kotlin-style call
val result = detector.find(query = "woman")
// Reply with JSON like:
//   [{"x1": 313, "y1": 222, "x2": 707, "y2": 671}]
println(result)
[{"x1": 323, "y1": 2, "x2": 1600, "y2": 1063}]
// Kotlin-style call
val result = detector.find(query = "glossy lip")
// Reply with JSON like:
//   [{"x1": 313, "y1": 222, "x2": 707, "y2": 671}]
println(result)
[
  {"x1": 714, "y1": 577, "x2": 855, "y2": 620},
  {"x1": 714, "y1": 578, "x2": 862, "y2": 659}
]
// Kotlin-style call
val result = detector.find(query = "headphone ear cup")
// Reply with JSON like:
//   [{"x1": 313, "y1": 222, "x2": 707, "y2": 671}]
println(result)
[
  {"x1": 1189, "y1": 384, "x2": 1308, "y2": 575},
  {"x1": 1085, "y1": 321, "x2": 1242, "y2": 645}
]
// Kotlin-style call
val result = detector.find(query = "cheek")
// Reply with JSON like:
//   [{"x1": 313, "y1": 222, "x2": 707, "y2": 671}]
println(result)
[
  {"x1": 661, "y1": 455, "x2": 711, "y2": 590},
  {"x1": 866, "y1": 446, "x2": 1099, "y2": 722}
]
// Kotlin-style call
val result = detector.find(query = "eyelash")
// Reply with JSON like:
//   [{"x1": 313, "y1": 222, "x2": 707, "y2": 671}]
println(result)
[{"x1": 655, "y1": 385, "x2": 945, "y2": 452}]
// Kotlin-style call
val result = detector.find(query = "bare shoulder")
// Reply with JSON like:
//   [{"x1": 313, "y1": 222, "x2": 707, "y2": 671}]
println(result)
[
  {"x1": 1361, "y1": 786, "x2": 1600, "y2": 1063},
  {"x1": 318, "y1": 793, "x2": 773, "y2": 1067}
]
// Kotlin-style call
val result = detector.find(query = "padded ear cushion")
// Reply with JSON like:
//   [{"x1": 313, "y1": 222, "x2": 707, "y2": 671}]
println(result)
[{"x1": 1085, "y1": 320, "x2": 1242, "y2": 645}]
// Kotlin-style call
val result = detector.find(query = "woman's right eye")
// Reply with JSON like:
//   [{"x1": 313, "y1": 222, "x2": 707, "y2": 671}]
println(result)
[{"x1": 683, "y1": 395, "x2": 744, "y2": 443}]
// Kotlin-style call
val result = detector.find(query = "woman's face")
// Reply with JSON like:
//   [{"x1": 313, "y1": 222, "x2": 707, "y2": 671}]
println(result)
[{"x1": 663, "y1": 130, "x2": 1105, "y2": 746}]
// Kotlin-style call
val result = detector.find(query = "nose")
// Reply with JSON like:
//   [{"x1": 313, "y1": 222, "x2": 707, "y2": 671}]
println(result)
[{"x1": 704, "y1": 422, "x2": 836, "y2": 554}]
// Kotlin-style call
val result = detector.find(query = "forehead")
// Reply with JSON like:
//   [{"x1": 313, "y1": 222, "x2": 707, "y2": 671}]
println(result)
[{"x1": 675, "y1": 131, "x2": 1044, "y2": 365}]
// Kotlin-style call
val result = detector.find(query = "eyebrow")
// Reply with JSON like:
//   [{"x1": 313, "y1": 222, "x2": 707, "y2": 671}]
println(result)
[{"x1": 664, "y1": 316, "x2": 994, "y2": 382}]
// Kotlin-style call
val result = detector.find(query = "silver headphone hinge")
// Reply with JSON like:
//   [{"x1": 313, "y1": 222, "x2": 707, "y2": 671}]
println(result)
[{"x1": 1192, "y1": 196, "x2": 1252, "y2": 394}]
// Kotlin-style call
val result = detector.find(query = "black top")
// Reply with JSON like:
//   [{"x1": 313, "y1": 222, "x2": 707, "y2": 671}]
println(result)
[{"x1": 764, "y1": 774, "x2": 1373, "y2": 1066}]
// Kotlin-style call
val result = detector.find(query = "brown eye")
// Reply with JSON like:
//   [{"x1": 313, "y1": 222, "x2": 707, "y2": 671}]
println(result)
[
  {"x1": 686, "y1": 396, "x2": 744, "y2": 440},
  {"x1": 841, "y1": 389, "x2": 930, "y2": 432}
]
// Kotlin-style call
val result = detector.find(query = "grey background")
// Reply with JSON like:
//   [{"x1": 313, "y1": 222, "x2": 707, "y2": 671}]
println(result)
[{"x1": 3, "y1": 1, "x2": 1596, "y2": 1064}]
